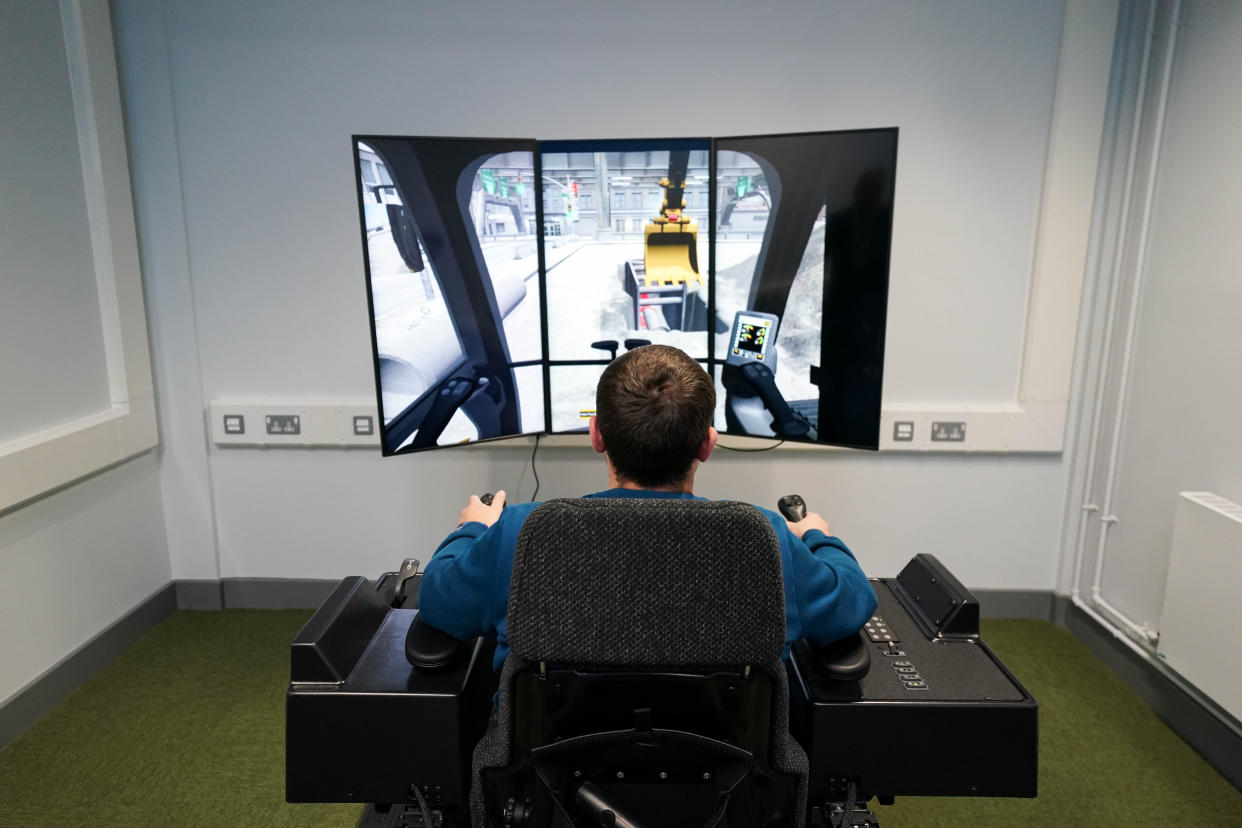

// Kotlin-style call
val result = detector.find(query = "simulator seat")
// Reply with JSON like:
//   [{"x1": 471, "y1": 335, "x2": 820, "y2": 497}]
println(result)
[{"x1": 471, "y1": 498, "x2": 809, "y2": 827}]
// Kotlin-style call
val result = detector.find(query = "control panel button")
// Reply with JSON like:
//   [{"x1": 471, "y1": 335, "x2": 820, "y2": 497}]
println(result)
[{"x1": 865, "y1": 617, "x2": 899, "y2": 643}]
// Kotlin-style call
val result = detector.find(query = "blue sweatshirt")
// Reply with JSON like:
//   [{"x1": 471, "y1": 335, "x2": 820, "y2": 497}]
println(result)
[{"x1": 419, "y1": 488, "x2": 878, "y2": 670}]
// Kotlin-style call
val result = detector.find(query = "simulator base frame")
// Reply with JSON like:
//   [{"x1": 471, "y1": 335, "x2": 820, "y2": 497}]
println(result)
[{"x1": 286, "y1": 552, "x2": 1036, "y2": 827}]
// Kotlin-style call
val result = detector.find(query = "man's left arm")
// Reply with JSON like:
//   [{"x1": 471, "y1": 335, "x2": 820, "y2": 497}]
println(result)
[{"x1": 418, "y1": 491, "x2": 508, "y2": 641}]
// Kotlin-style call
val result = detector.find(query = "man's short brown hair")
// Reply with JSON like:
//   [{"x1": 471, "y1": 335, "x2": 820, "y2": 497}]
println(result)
[{"x1": 595, "y1": 345, "x2": 716, "y2": 488}]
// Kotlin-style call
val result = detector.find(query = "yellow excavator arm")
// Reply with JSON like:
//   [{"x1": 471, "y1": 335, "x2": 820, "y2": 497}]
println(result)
[{"x1": 643, "y1": 175, "x2": 702, "y2": 286}]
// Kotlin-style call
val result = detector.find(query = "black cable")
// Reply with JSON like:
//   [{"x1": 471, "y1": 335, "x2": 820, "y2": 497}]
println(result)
[
  {"x1": 529, "y1": 433, "x2": 541, "y2": 501},
  {"x1": 514, "y1": 440, "x2": 530, "y2": 501},
  {"x1": 840, "y1": 779, "x2": 857, "y2": 828},
  {"x1": 716, "y1": 439, "x2": 784, "y2": 452},
  {"x1": 409, "y1": 783, "x2": 435, "y2": 827}
]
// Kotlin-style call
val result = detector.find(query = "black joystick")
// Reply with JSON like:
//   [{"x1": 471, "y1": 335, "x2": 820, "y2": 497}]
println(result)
[
  {"x1": 479, "y1": 492, "x2": 494, "y2": 506},
  {"x1": 591, "y1": 340, "x2": 619, "y2": 361},
  {"x1": 739, "y1": 363, "x2": 812, "y2": 439},
  {"x1": 778, "y1": 494, "x2": 807, "y2": 522}
]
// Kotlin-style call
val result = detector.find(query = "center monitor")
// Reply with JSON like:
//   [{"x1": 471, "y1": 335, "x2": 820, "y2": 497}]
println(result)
[{"x1": 538, "y1": 138, "x2": 712, "y2": 434}]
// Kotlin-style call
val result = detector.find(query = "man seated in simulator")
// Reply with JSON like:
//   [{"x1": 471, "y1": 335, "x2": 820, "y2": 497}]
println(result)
[{"x1": 418, "y1": 344, "x2": 877, "y2": 666}]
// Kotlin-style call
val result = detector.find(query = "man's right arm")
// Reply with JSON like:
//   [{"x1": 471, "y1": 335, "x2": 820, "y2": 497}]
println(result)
[{"x1": 786, "y1": 523, "x2": 878, "y2": 646}]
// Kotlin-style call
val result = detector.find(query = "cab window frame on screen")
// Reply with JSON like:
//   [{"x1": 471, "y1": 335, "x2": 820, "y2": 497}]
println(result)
[{"x1": 353, "y1": 135, "x2": 545, "y2": 455}]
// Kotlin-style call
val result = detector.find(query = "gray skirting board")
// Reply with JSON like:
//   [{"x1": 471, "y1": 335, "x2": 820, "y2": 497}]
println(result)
[
  {"x1": 174, "y1": 578, "x2": 339, "y2": 610},
  {"x1": 0, "y1": 583, "x2": 177, "y2": 748},
  {"x1": 1061, "y1": 598, "x2": 1242, "y2": 791}
]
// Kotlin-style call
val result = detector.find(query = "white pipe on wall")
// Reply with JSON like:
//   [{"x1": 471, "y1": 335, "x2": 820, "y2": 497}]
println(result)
[
  {"x1": 1088, "y1": 0, "x2": 1183, "y2": 626},
  {"x1": 1092, "y1": 588, "x2": 1159, "y2": 646},
  {"x1": 1070, "y1": 0, "x2": 1159, "y2": 602},
  {"x1": 1072, "y1": 594, "x2": 1157, "y2": 659}
]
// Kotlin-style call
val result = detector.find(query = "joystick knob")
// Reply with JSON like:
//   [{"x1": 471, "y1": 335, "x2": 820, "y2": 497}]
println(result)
[{"x1": 778, "y1": 494, "x2": 807, "y2": 522}]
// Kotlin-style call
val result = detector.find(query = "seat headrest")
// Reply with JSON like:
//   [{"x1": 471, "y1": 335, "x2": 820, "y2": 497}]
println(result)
[{"x1": 507, "y1": 498, "x2": 785, "y2": 668}]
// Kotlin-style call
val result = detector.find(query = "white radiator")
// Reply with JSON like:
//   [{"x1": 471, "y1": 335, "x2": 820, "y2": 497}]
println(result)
[{"x1": 1157, "y1": 492, "x2": 1242, "y2": 721}]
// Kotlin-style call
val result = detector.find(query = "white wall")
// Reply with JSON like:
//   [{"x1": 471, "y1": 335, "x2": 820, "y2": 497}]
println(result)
[
  {"x1": 0, "y1": 1, "x2": 170, "y2": 710},
  {"x1": 0, "y1": 455, "x2": 170, "y2": 705},
  {"x1": 1087, "y1": 0, "x2": 1242, "y2": 626},
  {"x1": 112, "y1": 0, "x2": 218, "y2": 581},
  {"x1": 522, "y1": 446, "x2": 1065, "y2": 590},
  {"x1": 0, "y1": 1, "x2": 111, "y2": 443},
  {"x1": 113, "y1": 0, "x2": 1085, "y2": 589}
]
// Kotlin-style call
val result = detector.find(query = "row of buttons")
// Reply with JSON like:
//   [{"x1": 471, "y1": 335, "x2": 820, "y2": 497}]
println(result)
[
  {"x1": 868, "y1": 615, "x2": 924, "y2": 688},
  {"x1": 892, "y1": 659, "x2": 928, "y2": 691},
  {"x1": 864, "y1": 615, "x2": 898, "y2": 643}
]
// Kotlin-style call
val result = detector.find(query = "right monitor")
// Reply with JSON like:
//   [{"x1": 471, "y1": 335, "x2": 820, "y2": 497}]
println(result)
[
  {"x1": 714, "y1": 130, "x2": 898, "y2": 450},
  {"x1": 353, "y1": 128, "x2": 897, "y2": 454}
]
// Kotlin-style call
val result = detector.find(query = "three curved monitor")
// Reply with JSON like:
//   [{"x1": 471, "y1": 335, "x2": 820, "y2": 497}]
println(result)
[{"x1": 353, "y1": 130, "x2": 897, "y2": 455}]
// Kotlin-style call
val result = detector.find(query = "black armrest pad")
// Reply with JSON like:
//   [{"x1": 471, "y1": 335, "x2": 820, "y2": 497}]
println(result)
[
  {"x1": 800, "y1": 632, "x2": 871, "y2": 681},
  {"x1": 405, "y1": 613, "x2": 468, "y2": 671}
]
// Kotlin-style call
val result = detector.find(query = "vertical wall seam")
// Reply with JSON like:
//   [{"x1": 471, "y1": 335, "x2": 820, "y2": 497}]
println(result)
[{"x1": 155, "y1": 0, "x2": 224, "y2": 583}]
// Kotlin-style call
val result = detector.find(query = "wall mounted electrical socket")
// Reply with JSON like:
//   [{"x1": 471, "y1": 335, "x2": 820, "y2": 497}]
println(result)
[
  {"x1": 210, "y1": 399, "x2": 379, "y2": 447},
  {"x1": 931, "y1": 421, "x2": 967, "y2": 442}
]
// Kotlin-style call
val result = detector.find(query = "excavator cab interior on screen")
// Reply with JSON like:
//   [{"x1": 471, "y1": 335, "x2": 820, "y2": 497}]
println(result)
[
  {"x1": 713, "y1": 130, "x2": 896, "y2": 450},
  {"x1": 355, "y1": 137, "x2": 547, "y2": 454},
  {"x1": 356, "y1": 130, "x2": 896, "y2": 451}
]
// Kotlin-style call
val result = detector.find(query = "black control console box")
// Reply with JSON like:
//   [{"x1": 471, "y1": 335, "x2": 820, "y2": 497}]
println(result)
[
  {"x1": 287, "y1": 555, "x2": 1037, "y2": 814},
  {"x1": 286, "y1": 577, "x2": 497, "y2": 806},
  {"x1": 789, "y1": 555, "x2": 1037, "y2": 802}
]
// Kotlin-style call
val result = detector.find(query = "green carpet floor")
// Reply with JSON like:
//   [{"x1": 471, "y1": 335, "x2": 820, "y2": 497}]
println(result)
[{"x1": 0, "y1": 612, "x2": 1238, "y2": 827}]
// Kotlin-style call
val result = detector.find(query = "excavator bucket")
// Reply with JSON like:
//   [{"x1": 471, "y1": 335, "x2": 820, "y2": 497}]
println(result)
[{"x1": 643, "y1": 219, "x2": 702, "y2": 286}]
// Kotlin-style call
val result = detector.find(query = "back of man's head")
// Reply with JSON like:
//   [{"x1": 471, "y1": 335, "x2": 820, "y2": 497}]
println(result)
[{"x1": 595, "y1": 345, "x2": 716, "y2": 488}]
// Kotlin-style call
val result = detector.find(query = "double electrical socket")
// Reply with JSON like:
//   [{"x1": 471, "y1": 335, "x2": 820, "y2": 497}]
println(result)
[
  {"x1": 931, "y1": 421, "x2": 967, "y2": 442},
  {"x1": 892, "y1": 420, "x2": 967, "y2": 443},
  {"x1": 885, "y1": 415, "x2": 977, "y2": 450},
  {"x1": 210, "y1": 399, "x2": 378, "y2": 447},
  {"x1": 265, "y1": 414, "x2": 301, "y2": 435}
]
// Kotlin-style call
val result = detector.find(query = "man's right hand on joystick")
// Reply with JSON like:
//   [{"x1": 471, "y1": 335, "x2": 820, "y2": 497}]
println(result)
[
  {"x1": 457, "y1": 490, "x2": 506, "y2": 528},
  {"x1": 778, "y1": 493, "x2": 831, "y2": 539}
]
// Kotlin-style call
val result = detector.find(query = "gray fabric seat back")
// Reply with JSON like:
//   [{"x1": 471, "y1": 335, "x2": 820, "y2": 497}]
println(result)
[{"x1": 507, "y1": 498, "x2": 786, "y2": 668}]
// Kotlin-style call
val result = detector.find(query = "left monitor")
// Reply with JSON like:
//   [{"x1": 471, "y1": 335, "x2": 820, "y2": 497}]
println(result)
[{"x1": 354, "y1": 136, "x2": 547, "y2": 454}]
